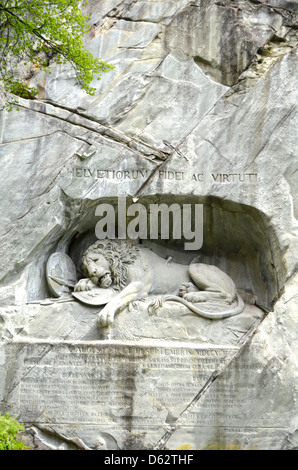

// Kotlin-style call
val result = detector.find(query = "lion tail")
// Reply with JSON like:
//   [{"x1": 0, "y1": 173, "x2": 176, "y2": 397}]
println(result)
[{"x1": 160, "y1": 294, "x2": 245, "y2": 320}]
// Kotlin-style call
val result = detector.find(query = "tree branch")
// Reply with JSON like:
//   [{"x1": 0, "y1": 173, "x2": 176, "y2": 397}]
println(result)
[{"x1": 0, "y1": 7, "x2": 64, "y2": 55}]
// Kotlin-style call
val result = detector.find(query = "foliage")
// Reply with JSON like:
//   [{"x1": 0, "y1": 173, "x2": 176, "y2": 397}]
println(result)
[
  {"x1": 0, "y1": 0, "x2": 114, "y2": 104},
  {"x1": 0, "y1": 413, "x2": 29, "y2": 450},
  {"x1": 8, "y1": 80, "x2": 37, "y2": 99}
]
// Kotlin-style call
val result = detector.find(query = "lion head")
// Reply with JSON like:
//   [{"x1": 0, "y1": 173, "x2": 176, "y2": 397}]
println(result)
[{"x1": 81, "y1": 239, "x2": 140, "y2": 291}]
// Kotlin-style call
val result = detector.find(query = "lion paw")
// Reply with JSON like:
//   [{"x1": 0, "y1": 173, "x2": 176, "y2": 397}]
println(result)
[
  {"x1": 74, "y1": 278, "x2": 94, "y2": 292},
  {"x1": 183, "y1": 292, "x2": 206, "y2": 303},
  {"x1": 97, "y1": 306, "x2": 115, "y2": 328},
  {"x1": 179, "y1": 282, "x2": 195, "y2": 297},
  {"x1": 183, "y1": 292, "x2": 196, "y2": 303}
]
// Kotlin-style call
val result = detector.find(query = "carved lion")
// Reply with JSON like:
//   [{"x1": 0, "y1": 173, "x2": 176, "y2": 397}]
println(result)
[{"x1": 74, "y1": 239, "x2": 244, "y2": 327}]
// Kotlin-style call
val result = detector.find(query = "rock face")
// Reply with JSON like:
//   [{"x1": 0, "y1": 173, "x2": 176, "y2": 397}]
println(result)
[{"x1": 0, "y1": 0, "x2": 297, "y2": 451}]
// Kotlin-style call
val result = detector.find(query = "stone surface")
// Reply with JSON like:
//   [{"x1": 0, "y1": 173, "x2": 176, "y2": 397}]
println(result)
[
  {"x1": 46, "y1": 253, "x2": 78, "y2": 298},
  {"x1": 0, "y1": 0, "x2": 297, "y2": 451}
]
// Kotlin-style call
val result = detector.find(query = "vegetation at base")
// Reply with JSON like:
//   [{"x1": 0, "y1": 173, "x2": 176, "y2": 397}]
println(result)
[
  {"x1": 0, "y1": 413, "x2": 29, "y2": 450},
  {"x1": 0, "y1": 0, "x2": 114, "y2": 107}
]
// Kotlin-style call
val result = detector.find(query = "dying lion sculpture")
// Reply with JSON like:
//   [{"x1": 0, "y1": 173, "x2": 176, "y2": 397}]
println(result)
[{"x1": 74, "y1": 239, "x2": 245, "y2": 327}]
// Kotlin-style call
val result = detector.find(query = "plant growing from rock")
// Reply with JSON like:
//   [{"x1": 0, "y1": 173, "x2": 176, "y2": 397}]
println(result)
[
  {"x1": 0, "y1": 0, "x2": 114, "y2": 107},
  {"x1": 0, "y1": 413, "x2": 29, "y2": 450}
]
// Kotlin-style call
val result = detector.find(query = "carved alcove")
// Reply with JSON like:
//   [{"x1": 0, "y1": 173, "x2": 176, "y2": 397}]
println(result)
[{"x1": 66, "y1": 195, "x2": 283, "y2": 312}]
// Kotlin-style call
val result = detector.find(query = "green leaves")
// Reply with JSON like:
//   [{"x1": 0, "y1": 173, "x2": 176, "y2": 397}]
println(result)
[
  {"x1": 0, "y1": 413, "x2": 29, "y2": 450},
  {"x1": 0, "y1": 0, "x2": 114, "y2": 106}
]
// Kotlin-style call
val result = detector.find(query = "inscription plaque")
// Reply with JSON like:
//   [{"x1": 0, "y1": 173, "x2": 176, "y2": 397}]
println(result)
[
  {"x1": 0, "y1": 339, "x2": 273, "y2": 449},
  {"x1": 10, "y1": 342, "x2": 236, "y2": 424}
]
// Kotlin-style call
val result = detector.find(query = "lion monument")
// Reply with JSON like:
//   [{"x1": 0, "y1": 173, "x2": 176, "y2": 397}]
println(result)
[{"x1": 73, "y1": 239, "x2": 245, "y2": 327}]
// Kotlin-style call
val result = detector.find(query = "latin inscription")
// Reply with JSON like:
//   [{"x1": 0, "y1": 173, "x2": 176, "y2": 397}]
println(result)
[
  {"x1": 2, "y1": 342, "x2": 261, "y2": 431},
  {"x1": 71, "y1": 166, "x2": 258, "y2": 184}
]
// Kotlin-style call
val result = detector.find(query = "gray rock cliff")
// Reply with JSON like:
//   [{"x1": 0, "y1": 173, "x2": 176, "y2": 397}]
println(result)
[{"x1": 0, "y1": 0, "x2": 297, "y2": 450}]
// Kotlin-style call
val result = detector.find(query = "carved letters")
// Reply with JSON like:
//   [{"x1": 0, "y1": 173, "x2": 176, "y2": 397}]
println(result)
[
  {"x1": 11, "y1": 342, "x2": 258, "y2": 429},
  {"x1": 71, "y1": 166, "x2": 258, "y2": 184}
]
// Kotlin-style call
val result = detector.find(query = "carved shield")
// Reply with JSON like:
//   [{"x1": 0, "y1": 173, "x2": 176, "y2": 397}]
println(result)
[
  {"x1": 72, "y1": 287, "x2": 116, "y2": 306},
  {"x1": 46, "y1": 253, "x2": 78, "y2": 298}
]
